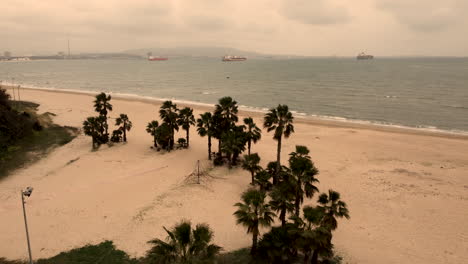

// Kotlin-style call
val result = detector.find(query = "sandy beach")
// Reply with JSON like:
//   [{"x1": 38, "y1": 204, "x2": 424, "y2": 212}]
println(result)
[{"x1": 1, "y1": 88, "x2": 467, "y2": 264}]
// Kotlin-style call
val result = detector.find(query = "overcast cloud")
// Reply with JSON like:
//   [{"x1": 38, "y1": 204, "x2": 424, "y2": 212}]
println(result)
[{"x1": 1, "y1": 0, "x2": 467, "y2": 56}]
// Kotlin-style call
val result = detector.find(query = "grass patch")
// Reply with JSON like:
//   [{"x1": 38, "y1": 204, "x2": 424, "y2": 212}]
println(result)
[
  {"x1": 217, "y1": 248, "x2": 253, "y2": 264},
  {"x1": 35, "y1": 241, "x2": 138, "y2": 264},
  {"x1": 0, "y1": 101, "x2": 78, "y2": 179}
]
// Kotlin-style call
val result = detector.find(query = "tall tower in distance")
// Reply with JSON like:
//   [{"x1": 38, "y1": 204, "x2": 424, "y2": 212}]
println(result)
[{"x1": 67, "y1": 36, "x2": 71, "y2": 58}]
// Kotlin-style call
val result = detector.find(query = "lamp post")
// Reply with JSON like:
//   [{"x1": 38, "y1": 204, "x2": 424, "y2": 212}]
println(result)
[{"x1": 21, "y1": 187, "x2": 34, "y2": 264}]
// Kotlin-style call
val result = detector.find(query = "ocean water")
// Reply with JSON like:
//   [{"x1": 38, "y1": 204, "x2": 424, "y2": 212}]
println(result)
[{"x1": 1, "y1": 57, "x2": 467, "y2": 132}]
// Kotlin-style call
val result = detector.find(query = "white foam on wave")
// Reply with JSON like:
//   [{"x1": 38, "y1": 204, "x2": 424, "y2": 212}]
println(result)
[{"x1": 12, "y1": 84, "x2": 468, "y2": 136}]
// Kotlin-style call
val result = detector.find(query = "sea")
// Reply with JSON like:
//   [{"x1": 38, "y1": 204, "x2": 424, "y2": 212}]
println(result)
[{"x1": 1, "y1": 57, "x2": 467, "y2": 133}]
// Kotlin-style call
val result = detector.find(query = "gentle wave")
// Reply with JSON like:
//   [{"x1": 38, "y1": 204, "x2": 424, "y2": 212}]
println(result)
[{"x1": 12, "y1": 84, "x2": 468, "y2": 136}]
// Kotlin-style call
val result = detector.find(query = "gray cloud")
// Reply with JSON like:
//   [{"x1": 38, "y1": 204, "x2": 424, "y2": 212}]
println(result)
[
  {"x1": 279, "y1": 0, "x2": 351, "y2": 25},
  {"x1": 377, "y1": 0, "x2": 468, "y2": 32},
  {"x1": 0, "y1": 0, "x2": 467, "y2": 56}
]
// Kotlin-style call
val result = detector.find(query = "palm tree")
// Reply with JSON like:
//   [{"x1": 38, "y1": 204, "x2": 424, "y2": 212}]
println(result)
[
  {"x1": 263, "y1": 104, "x2": 294, "y2": 184},
  {"x1": 254, "y1": 170, "x2": 273, "y2": 192},
  {"x1": 83, "y1": 116, "x2": 101, "y2": 149},
  {"x1": 146, "y1": 120, "x2": 159, "y2": 148},
  {"x1": 93, "y1": 92, "x2": 112, "y2": 140},
  {"x1": 269, "y1": 176, "x2": 295, "y2": 227},
  {"x1": 115, "y1": 114, "x2": 132, "y2": 142},
  {"x1": 220, "y1": 128, "x2": 246, "y2": 168},
  {"x1": 146, "y1": 220, "x2": 222, "y2": 264},
  {"x1": 177, "y1": 107, "x2": 195, "y2": 147},
  {"x1": 317, "y1": 190, "x2": 350, "y2": 231},
  {"x1": 159, "y1": 101, "x2": 179, "y2": 150},
  {"x1": 243, "y1": 117, "x2": 262, "y2": 156},
  {"x1": 155, "y1": 123, "x2": 172, "y2": 151},
  {"x1": 214, "y1": 97, "x2": 238, "y2": 152},
  {"x1": 289, "y1": 145, "x2": 320, "y2": 217},
  {"x1": 214, "y1": 96, "x2": 238, "y2": 129},
  {"x1": 234, "y1": 189, "x2": 275, "y2": 255},
  {"x1": 300, "y1": 206, "x2": 334, "y2": 264},
  {"x1": 197, "y1": 112, "x2": 214, "y2": 160},
  {"x1": 242, "y1": 153, "x2": 261, "y2": 185}
]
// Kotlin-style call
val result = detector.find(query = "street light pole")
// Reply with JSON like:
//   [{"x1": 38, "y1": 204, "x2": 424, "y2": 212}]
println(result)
[{"x1": 21, "y1": 189, "x2": 33, "y2": 264}]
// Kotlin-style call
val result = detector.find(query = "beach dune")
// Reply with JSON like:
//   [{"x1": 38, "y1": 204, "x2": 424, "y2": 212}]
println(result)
[{"x1": 1, "y1": 88, "x2": 467, "y2": 264}]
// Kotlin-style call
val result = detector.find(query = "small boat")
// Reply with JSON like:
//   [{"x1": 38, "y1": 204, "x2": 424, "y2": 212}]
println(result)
[
  {"x1": 357, "y1": 52, "x2": 374, "y2": 60},
  {"x1": 148, "y1": 56, "x2": 168, "y2": 61},
  {"x1": 222, "y1": 55, "x2": 246, "y2": 62}
]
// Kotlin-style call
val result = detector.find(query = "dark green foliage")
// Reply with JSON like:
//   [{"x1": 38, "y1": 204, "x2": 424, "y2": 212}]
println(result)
[
  {"x1": 146, "y1": 120, "x2": 159, "y2": 148},
  {"x1": 83, "y1": 116, "x2": 107, "y2": 149},
  {"x1": 234, "y1": 189, "x2": 275, "y2": 255},
  {"x1": 35, "y1": 241, "x2": 138, "y2": 264},
  {"x1": 0, "y1": 101, "x2": 77, "y2": 178},
  {"x1": 178, "y1": 107, "x2": 195, "y2": 147},
  {"x1": 243, "y1": 117, "x2": 261, "y2": 156},
  {"x1": 154, "y1": 123, "x2": 172, "y2": 151},
  {"x1": 256, "y1": 226, "x2": 298, "y2": 263},
  {"x1": 0, "y1": 94, "x2": 37, "y2": 153},
  {"x1": 214, "y1": 97, "x2": 238, "y2": 133},
  {"x1": 0, "y1": 87, "x2": 10, "y2": 106},
  {"x1": 216, "y1": 248, "x2": 254, "y2": 264},
  {"x1": 220, "y1": 126, "x2": 247, "y2": 167},
  {"x1": 289, "y1": 145, "x2": 320, "y2": 217},
  {"x1": 317, "y1": 190, "x2": 350, "y2": 231},
  {"x1": 93, "y1": 92, "x2": 112, "y2": 142},
  {"x1": 111, "y1": 129, "x2": 123, "y2": 142},
  {"x1": 0, "y1": 258, "x2": 26, "y2": 264},
  {"x1": 213, "y1": 153, "x2": 224, "y2": 166},
  {"x1": 197, "y1": 112, "x2": 215, "y2": 160},
  {"x1": 159, "y1": 101, "x2": 179, "y2": 150},
  {"x1": 177, "y1": 138, "x2": 187, "y2": 149},
  {"x1": 115, "y1": 114, "x2": 132, "y2": 142},
  {"x1": 254, "y1": 170, "x2": 273, "y2": 192},
  {"x1": 145, "y1": 220, "x2": 221, "y2": 264},
  {"x1": 269, "y1": 177, "x2": 296, "y2": 227},
  {"x1": 263, "y1": 104, "x2": 294, "y2": 184},
  {"x1": 242, "y1": 153, "x2": 261, "y2": 185}
]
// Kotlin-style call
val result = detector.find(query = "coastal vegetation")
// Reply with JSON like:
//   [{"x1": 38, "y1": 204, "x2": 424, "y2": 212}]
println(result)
[
  {"x1": 83, "y1": 93, "x2": 133, "y2": 148},
  {"x1": 2, "y1": 93, "x2": 349, "y2": 263},
  {"x1": 0, "y1": 87, "x2": 78, "y2": 178}
]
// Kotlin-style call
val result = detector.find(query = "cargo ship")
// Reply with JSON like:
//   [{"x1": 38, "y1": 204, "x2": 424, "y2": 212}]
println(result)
[
  {"x1": 148, "y1": 55, "x2": 168, "y2": 61},
  {"x1": 222, "y1": 55, "x2": 247, "y2": 62},
  {"x1": 357, "y1": 52, "x2": 374, "y2": 60}
]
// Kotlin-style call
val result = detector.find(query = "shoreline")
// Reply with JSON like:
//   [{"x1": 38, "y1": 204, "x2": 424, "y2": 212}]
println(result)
[
  {"x1": 1, "y1": 86, "x2": 467, "y2": 263},
  {"x1": 5, "y1": 85, "x2": 468, "y2": 141}
]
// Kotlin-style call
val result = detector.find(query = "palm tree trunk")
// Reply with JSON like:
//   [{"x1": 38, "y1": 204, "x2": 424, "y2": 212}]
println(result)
[
  {"x1": 280, "y1": 207, "x2": 286, "y2": 227},
  {"x1": 303, "y1": 251, "x2": 310, "y2": 264},
  {"x1": 295, "y1": 180, "x2": 302, "y2": 217},
  {"x1": 153, "y1": 135, "x2": 157, "y2": 148},
  {"x1": 123, "y1": 127, "x2": 127, "y2": 142},
  {"x1": 251, "y1": 229, "x2": 258, "y2": 255},
  {"x1": 310, "y1": 250, "x2": 318, "y2": 264},
  {"x1": 274, "y1": 136, "x2": 282, "y2": 185},
  {"x1": 170, "y1": 128, "x2": 175, "y2": 150},
  {"x1": 218, "y1": 139, "x2": 221, "y2": 154},
  {"x1": 186, "y1": 128, "x2": 189, "y2": 147},
  {"x1": 208, "y1": 136, "x2": 212, "y2": 160},
  {"x1": 251, "y1": 171, "x2": 255, "y2": 185},
  {"x1": 248, "y1": 139, "x2": 251, "y2": 156}
]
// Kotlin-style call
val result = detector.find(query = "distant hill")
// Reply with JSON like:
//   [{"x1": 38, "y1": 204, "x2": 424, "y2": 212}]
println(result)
[{"x1": 123, "y1": 46, "x2": 303, "y2": 59}]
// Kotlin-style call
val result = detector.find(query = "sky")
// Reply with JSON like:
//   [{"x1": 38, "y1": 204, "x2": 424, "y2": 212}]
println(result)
[{"x1": 1, "y1": 0, "x2": 468, "y2": 56}]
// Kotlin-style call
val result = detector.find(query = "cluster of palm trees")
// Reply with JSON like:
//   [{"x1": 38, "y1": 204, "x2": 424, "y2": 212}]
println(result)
[
  {"x1": 145, "y1": 220, "x2": 221, "y2": 264},
  {"x1": 80, "y1": 94, "x2": 350, "y2": 263},
  {"x1": 232, "y1": 105, "x2": 350, "y2": 263},
  {"x1": 196, "y1": 97, "x2": 262, "y2": 167},
  {"x1": 146, "y1": 101, "x2": 195, "y2": 151},
  {"x1": 83, "y1": 93, "x2": 132, "y2": 149}
]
